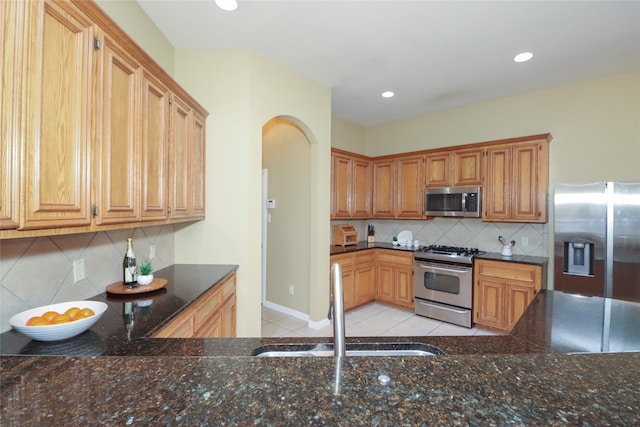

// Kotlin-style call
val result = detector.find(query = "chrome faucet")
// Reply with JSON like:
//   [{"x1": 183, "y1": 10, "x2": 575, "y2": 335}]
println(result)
[{"x1": 329, "y1": 263, "x2": 346, "y2": 357}]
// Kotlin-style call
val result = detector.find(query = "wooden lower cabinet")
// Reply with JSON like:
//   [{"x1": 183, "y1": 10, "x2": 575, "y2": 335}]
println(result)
[
  {"x1": 154, "y1": 272, "x2": 236, "y2": 338},
  {"x1": 473, "y1": 259, "x2": 545, "y2": 331},
  {"x1": 375, "y1": 250, "x2": 414, "y2": 309},
  {"x1": 330, "y1": 249, "x2": 411, "y2": 311},
  {"x1": 330, "y1": 252, "x2": 375, "y2": 311}
]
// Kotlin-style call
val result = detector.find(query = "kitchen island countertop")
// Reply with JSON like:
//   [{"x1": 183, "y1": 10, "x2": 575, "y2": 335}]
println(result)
[{"x1": 2, "y1": 263, "x2": 640, "y2": 425}]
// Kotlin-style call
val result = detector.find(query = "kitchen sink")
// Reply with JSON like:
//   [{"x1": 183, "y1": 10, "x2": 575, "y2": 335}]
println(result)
[{"x1": 251, "y1": 342, "x2": 445, "y2": 357}]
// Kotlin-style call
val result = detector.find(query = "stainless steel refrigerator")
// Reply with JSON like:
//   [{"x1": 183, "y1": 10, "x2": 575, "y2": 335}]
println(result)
[{"x1": 554, "y1": 181, "x2": 640, "y2": 302}]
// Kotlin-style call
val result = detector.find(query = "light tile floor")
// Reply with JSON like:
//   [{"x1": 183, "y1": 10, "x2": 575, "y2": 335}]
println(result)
[{"x1": 262, "y1": 302, "x2": 505, "y2": 338}]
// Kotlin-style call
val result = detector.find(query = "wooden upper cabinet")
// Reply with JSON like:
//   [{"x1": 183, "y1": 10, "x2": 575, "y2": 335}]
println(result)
[
  {"x1": 483, "y1": 137, "x2": 549, "y2": 223},
  {"x1": 140, "y1": 70, "x2": 170, "y2": 221},
  {"x1": 452, "y1": 148, "x2": 483, "y2": 186},
  {"x1": 331, "y1": 152, "x2": 352, "y2": 218},
  {"x1": 169, "y1": 95, "x2": 191, "y2": 219},
  {"x1": 0, "y1": 0, "x2": 21, "y2": 230},
  {"x1": 191, "y1": 110, "x2": 206, "y2": 218},
  {"x1": 21, "y1": 0, "x2": 93, "y2": 230},
  {"x1": 94, "y1": 32, "x2": 141, "y2": 225},
  {"x1": 512, "y1": 142, "x2": 547, "y2": 222},
  {"x1": 330, "y1": 149, "x2": 371, "y2": 219},
  {"x1": 372, "y1": 158, "x2": 396, "y2": 218},
  {"x1": 351, "y1": 157, "x2": 371, "y2": 218},
  {"x1": 425, "y1": 152, "x2": 450, "y2": 187},
  {"x1": 425, "y1": 148, "x2": 482, "y2": 188},
  {"x1": 483, "y1": 145, "x2": 512, "y2": 220},
  {"x1": 396, "y1": 154, "x2": 425, "y2": 218},
  {"x1": 1, "y1": 0, "x2": 208, "y2": 239}
]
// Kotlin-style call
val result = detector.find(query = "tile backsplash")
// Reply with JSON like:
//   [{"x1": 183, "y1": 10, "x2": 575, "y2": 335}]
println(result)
[
  {"x1": 0, "y1": 225, "x2": 174, "y2": 333},
  {"x1": 332, "y1": 218, "x2": 548, "y2": 256}
]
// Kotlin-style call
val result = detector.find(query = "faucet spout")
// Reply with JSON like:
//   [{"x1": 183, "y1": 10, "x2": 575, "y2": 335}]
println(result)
[{"x1": 330, "y1": 263, "x2": 346, "y2": 358}]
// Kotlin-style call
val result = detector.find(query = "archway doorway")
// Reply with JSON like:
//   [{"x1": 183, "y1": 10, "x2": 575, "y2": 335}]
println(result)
[{"x1": 261, "y1": 117, "x2": 312, "y2": 319}]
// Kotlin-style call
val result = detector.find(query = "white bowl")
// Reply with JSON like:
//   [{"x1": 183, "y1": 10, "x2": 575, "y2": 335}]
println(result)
[{"x1": 9, "y1": 301, "x2": 107, "y2": 342}]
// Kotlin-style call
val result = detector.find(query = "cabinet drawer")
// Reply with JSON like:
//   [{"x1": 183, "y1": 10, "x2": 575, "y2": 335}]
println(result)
[
  {"x1": 476, "y1": 260, "x2": 538, "y2": 283},
  {"x1": 193, "y1": 286, "x2": 222, "y2": 331},
  {"x1": 154, "y1": 310, "x2": 194, "y2": 338},
  {"x1": 220, "y1": 274, "x2": 236, "y2": 301},
  {"x1": 376, "y1": 250, "x2": 413, "y2": 266},
  {"x1": 330, "y1": 253, "x2": 355, "y2": 267},
  {"x1": 354, "y1": 251, "x2": 375, "y2": 264}
]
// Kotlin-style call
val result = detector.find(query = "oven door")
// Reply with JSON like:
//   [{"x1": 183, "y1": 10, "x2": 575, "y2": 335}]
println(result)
[{"x1": 413, "y1": 260, "x2": 473, "y2": 309}]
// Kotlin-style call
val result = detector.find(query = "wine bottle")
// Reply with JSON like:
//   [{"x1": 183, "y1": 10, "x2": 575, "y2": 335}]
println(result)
[{"x1": 123, "y1": 237, "x2": 137, "y2": 288}]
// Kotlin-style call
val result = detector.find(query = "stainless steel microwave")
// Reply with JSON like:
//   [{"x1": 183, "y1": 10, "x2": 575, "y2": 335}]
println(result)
[{"x1": 424, "y1": 186, "x2": 482, "y2": 218}]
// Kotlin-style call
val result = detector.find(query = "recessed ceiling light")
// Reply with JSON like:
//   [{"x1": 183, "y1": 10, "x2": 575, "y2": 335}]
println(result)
[
  {"x1": 514, "y1": 52, "x2": 533, "y2": 63},
  {"x1": 381, "y1": 91, "x2": 395, "y2": 98},
  {"x1": 216, "y1": 0, "x2": 238, "y2": 11}
]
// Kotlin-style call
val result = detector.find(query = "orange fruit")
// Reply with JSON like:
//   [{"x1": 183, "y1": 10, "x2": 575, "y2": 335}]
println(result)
[
  {"x1": 78, "y1": 308, "x2": 95, "y2": 318},
  {"x1": 26, "y1": 316, "x2": 49, "y2": 326},
  {"x1": 64, "y1": 307, "x2": 81, "y2": 320},
  {"x1": 41, "y1": 311, "x2": 59, "y2": 322},
  {"x1": 51, "y1": 313, "x2": 72, "y2": 324}
]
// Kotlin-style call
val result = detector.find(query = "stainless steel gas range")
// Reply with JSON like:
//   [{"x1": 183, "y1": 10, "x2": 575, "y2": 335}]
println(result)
[{"x1": 413, "y1": 245, "x2": 485, "y2": 328}]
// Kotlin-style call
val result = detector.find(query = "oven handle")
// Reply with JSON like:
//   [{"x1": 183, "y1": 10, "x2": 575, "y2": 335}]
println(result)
[{"x1": 415, "y1": 262, "x2": 470, "y2": 275}]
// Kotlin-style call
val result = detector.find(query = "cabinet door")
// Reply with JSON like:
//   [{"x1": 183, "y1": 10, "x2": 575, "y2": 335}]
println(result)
[
  {"x1": 95, "y1": 32, "x2": 140, "y2": 225},
  {"x1": 21, "y1": 0, "x2": 93, "y2": 230},
  {"x1": 354, "y1": 261, "x2": 376, "y2": 306},
  {"x1": 196, "y1": 311, "x2": 222, "y2": 338},
  {"x1": 394, "y1": 266, "x2": 414, "y2": 308},
  {"x1": 340, "y1": 266, "x2": 356, "y2": 310},
  {"x1": 512, "y1": 142, "x2": 546, "y2": 222},
  {"x1": 331, "y1": 152, "x2": 352, "y2": 218},
  {"x1": 474, "y1": 278, "x2": 505, "y2": 329},
  {"x1": 452, "y1": 148, "x2": 483, "y2": 186},
  {"x1": 0, "y1": 0, "x2": 22, "y2": 229},
  {"x1": 396, "y1": 154, "x2": 424, "y2": 218},
  {"x1": 191, "y1": 110, "x2": 206, "y2": 217},
  {"x1": 376, "y1": 263, "x2": 395, "y2": 303},
  {"x1": 221, "y1": 296, "x2": 237, "y2": 337},
  {"x1": 140, "y1": 70, "x2": 170, "y2": 221},
  {"x1": 169, "y1": 95, "x2": 191, "y2": 218},
  {"x1": 425, "y1": 152, "x2": 450, "y2": 187},
  {"x1": 483, "y1": 145, "x2": 512, "y2": 220},
  {"x1": 351, "y1": 158, "x2": 371, "y2": 218},
  {"x1": 372, "y1": 159, "x2": 395, "y2": 217},
  {"x1": 505, "y1": 282, "x2": 536, "y2": 329}
]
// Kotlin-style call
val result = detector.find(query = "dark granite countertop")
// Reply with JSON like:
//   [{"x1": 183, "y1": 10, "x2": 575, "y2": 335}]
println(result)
[
  {"x1": 330, "y1": 243, "x2": 550, "y2": 268},
  {"x1": 2, "y1": 259, "x2": 640, "y2": 425},
  {"x1": 475, "y1": 251, "x2": 549, "y2": 266},
  {"x1": 331, "y1": 241, "x2": 421, "y2": 255},
  {"x1": 0, "y1": 264, "x2": 238, "y2": 356}
]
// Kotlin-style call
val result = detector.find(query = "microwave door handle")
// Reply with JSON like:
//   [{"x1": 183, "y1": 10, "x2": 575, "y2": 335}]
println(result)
[
  {"x1": 461, "y1": 192, "x2": 467, "y2": 212},
  {"x1": 415, "y1": 262, "x2": 470, "y2": 274}
]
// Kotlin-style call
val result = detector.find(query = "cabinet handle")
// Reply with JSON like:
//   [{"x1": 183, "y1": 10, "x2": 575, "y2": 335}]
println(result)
[
  {"x1": 167, "y1": 206, "x2": 172, "y2": 213},
  {"x1": 92, "y1": 204, "x2": 98, "y2": 217},
  {"x1": 94, "y1": 38, "x2": 101, "y2": 50}
]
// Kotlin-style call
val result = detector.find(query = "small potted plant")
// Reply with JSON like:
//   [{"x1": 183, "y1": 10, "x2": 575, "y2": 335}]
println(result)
[{"x1": 137, "y1": 262, "x2": 154, "y2": 285}]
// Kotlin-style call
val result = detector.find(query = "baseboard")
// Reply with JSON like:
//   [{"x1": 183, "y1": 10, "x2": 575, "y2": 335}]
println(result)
[{"x1": 262, "y1": 300, "x2": 330, "y2": 330}]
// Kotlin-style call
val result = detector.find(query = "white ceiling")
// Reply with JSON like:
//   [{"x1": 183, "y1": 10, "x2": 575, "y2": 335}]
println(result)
[{"x1": 137, "y1": 0, "x2": 640, "y2": 127}]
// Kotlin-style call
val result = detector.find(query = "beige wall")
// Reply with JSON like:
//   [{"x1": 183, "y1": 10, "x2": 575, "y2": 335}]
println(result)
[
  {"x1": 331, "y1": 116, "x2": 366, "y2": 153},
  {"x1": 263, "y1": 119, "x2": 311, "y2": 313},
  {"x1": 364, "y1": 71, "x2": 640, "y2": 185},
  {"x1": 171, "y1": 50, "x2": 331, "y2": 336},
  {"x1": 95, "y1": 0, "x2": 175, "y2": 75}
]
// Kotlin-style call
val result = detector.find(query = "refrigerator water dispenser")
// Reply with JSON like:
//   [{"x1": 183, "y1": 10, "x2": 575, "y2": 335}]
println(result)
[{"x1": 564, "y1": 241, "x2": 594, "y2": 276}]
